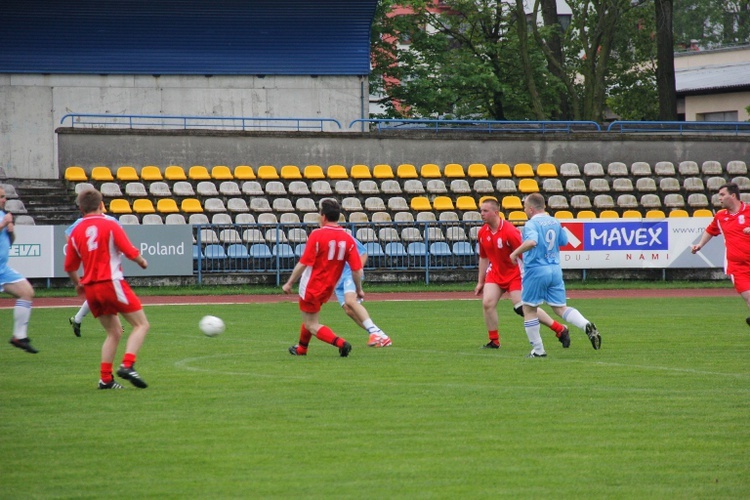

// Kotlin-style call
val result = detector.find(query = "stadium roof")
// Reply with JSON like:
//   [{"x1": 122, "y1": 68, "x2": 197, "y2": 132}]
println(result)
[
  {"x1": 0, "y1": 0, "x2": 378, "y2": 76},
  {"x1": 676, "y1": 62, "x2": 750, "y2": 96}
]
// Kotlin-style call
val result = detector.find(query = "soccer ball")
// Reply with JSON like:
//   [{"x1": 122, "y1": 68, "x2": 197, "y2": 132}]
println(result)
[{"x1": 199, "y1": 315, "x2": 225, "y2": 337}]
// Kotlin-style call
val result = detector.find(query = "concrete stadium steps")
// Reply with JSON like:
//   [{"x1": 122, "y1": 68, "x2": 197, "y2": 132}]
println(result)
[{"x1": 8, "y1": 178, "x2": 79, "y2": 224}]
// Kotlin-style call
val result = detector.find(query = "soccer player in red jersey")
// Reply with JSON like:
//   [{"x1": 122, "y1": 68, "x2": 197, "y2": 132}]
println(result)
[
  {"x1": 474, "y1": 198, "x2": 570, "y2": 348},
  {"x1": 282, "y1": 198, "x2": 363, "y2": 357},
  {"x1": 692, "y1": 182, "x2": 750, "y2": 326},
  {"x1": 64, "y1": 189, "x2": 150, "y2": 389}
]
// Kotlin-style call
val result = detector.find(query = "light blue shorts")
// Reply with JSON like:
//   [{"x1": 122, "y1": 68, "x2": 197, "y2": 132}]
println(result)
[
  {"x1": 521, "y1": 265, "x2": 567, "y2": 307},
  {"x1": 335, "y1": 272, "x2": 364, "y2": 306},
  {"x1": 0, "y1": 266, "x2": 25, "y2": 290}
]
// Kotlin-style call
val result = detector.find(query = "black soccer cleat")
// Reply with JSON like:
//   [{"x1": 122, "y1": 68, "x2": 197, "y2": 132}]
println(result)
[
  {"x1": 116, "y1": 364, "x2": 148, "y2": 388},
  {"x1": 9, "y1": 337, "x2": 38, "y2": 354},
  {"x1": 482, "y1": 341, "x2": 500, "y2": 349},
  {"x1": 339, "y1": 341, "x2": 352, "y2": 357},
  {"x1": 585, "y1": 322, "x2": 602, "y2": 350},
  {"x1": 746, "y1": 317, "x2": 750, "y2": 327},
  {"x1": 288, "y1": 345, "x2": 306, "y2": 356},
  {"x1": 69, "y1": 317, "x2": 82, "y2": 337},
  {"x1": 98, "y1": 379, "x2": 124, "y2": 390},
  {"x1": 526, "y1": 350, "x2": 547, "y2": 358},
  {"x1": 558, "y1": 326, "x2": 571, "y2": 348}
]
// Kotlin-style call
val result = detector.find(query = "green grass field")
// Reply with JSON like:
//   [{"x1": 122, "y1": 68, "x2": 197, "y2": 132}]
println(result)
[{"x1": 2, "y1": 296, "x2": 749, "y2": 498}]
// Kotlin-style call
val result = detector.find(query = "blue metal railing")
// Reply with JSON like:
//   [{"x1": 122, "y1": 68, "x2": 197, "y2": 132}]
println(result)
[
  {"x1": 193, "y1": 221, "x2": 481, "y2": 285},
  {"x1": 349, "y1": 118, "x2": 602, "y2": 133},
  {"x1": 607, "y1": 120, "x2": 750, "y2": 135},
  {"x1": 60, "y1": 113, "x2": 342, "y2": 132}
]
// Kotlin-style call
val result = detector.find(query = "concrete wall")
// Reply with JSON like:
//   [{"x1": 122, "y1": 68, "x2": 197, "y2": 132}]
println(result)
[
  {"x1": 1, "y1": 74, "x2": 366, "y2": 179},
  {"x1": 58, "y1": 129, "x2": 750, "y2": 175}
]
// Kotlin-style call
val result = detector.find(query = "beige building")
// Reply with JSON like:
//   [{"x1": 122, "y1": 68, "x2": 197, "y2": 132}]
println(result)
[{"x1": 675, "y1": 44, "x2": 750, "y2": 121}]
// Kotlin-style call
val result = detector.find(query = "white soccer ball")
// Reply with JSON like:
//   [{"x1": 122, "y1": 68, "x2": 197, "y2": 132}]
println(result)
[{"x1": 199, "y1": 315, "x2": 225, "y2": 337}]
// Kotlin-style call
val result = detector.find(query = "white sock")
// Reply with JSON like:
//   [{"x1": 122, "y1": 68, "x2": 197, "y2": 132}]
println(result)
[
  {"x1": 362, "y1": 318, "x2": 384, "y2": 336},
  {"x1": 74, "y1": 301, "x2": 91, "y2": 323},
  {"x1": 13, "y1": 299, "x2": 32, "y2": 339},
  {"x1": 524, "y1": 318, "x2": 544, "y2": 353},
  {"x1": 562, "y1": 307, "x2": 590, "y2": 331}
]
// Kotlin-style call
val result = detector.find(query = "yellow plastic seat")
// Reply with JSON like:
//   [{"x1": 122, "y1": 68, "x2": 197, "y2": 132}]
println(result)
[
  {"x1": 373, "y1": 164, "x2": 395, "y2": 179},
  {"x1": 132, "y1": 199, "x2": 156, "y2": 214},
  {"x1": 645, "y1": 209, "x2": 666, "y2": 219},
  {"x1": 508, "y1": 210, "x2": 528, "y2": 225},
  {"x1": 91, "y1": 166, "x2": 115, "y2": 182},
  {"x1": 165, "y1": 166, "x2": 187, "y2": 181},
  {"x1": 669, "y1": 209, "x2": 689, "y2": 218},
  {"x1": 65, "y1": 166, "x2": 88, "y2": 182},
  {"x1": 188, "y1": 166, "x2": 211, "y2": 181},
  {"x1": 443, "y1": 163, "x2": 465, "y2": 178},
  {"x1": 576, "y1": 210, "x2": 597, "y2": 219},
  {"x1": 491, "y1": 163, "x2": 512, "y2": 177},
  {"x1": 234, "y1": 165, "x2": 256, "y2": 180},
  {"x1": 432, "y1": 196, "x2": 455, "y2": 211},
  {"x1": 350, "y1": 164, "x2": 372, "y2": 179},
  {"x1": 599, "y1": 210, "x2": 619, "y2": 219},
  {"x1": 280, "y1": 165, "x2": 303, "y2": 180},
  {"x1": 303, "y1": 165, "x2": 326, "y2": 180},
  {"x1": 518, "y1": 179, "x2": 540, "y2": 193},
  {"x1": 693, "y1": 209, "x2": 713, "y2": 217},
  {"x1": 420, "y1": 163, "x2": 442, "y2": 178},
  {"x1": 622, "y1": 210, "x2": 643, "y2": 219},
  {"x1": 513, "y1": 163, "x2": 535, "y2": 177},
  {"x1": 554, "y1": 210, "x2": 574, "y2": 219},
  {"x1": 536, "y1": 163, "x2": 558, "y2": 177},
  {"x1": 410, "y1": 196, "x2": 432, "y2": 211},
  {"x1": 109, "y1": 199, "x2": 132, "y2": 214},
  {"x1": 211, "y1": 165, "x2": 234, "y2": 180},
  {"x1": 456, "y1": 196, "x2": 478, "y2": 211},
  {"x1": 116, "y1": 166, "x2": 140, "y2": 182},
  {"x1": 327, "y1": 164, "x2": 349, "y2": 179},
  {"x1": 141, "y1": 166, "x2": 163, "y2": 181},
  {"x1": 397, "y1": 164, "x2": 419, "y2": 179},
  {"x1": 479, "y1": 195, "x2": 498, "y2": 205},
  {"x1": 256, "y1": 165, "x2": 279, "y2": 180},
  {"x1": 467, "y1": 163, "x2": 489, "y2": 178},
  {"x1": 501, "y1": 195, "x2": 523, "y2": 210},
  {"x1": 156, "y1": 199, "x2": 180, "y2": 213},
  {"x1": 181, "y1": 198, "x2": 204, "y2": 213}
]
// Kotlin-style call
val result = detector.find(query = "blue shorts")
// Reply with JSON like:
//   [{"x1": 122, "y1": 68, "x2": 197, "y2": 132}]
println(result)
[
  {"x1": 335, "y1": 271, "x2": 364, "y2": 306},
  {"x1": 0, "y1": 266, "x2": 25, "y2": 291},
  {"x1": 521, "y1": 265, "x2": 567, "y2": 307}
]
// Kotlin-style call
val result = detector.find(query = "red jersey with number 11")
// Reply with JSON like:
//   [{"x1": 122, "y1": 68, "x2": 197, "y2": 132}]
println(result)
[{"x1": 298, "y1": 224, "x2": 362, "y2": 302}]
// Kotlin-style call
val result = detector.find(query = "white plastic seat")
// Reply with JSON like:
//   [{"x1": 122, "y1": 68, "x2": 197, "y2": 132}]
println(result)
[
  {"x1": 416, "y1": 211, "x2": 436, "y2": 222},
  {"x1": 473, "y1": 179, "x2": 494, "y2": 194},
  {"x1": 565, "y1": 178, "x2": 587, "y2": 193},
  {"x1": 450, "y1": 179, "x2": 471, "y2": 194},
  {"x1": 173, "y1": 181, "x2": 196, "y2": 197},
  {"x1": 404, "y1": 180, "x2": 426, "y2": 195},
  {"x1": 227, "y1": 198, "x2": 249, "y2": 213},
  {"x1": 617, "y1": 194, "x2": 639, "y2": 209},
  {"x1": 342, "y1": 197, "x2": 363, "y2": 211},
  {"x1": 356, "y1": 227, "x2": 378, "y2": 243},
  {"x1": 358, "y1": 180, "x2": 379, "y2": 195},
  {"x1": 364, "y1": 197, "x2": 387, "y2": 212},
  {"x1": 381, "y1": 180, "x2": 402, "y2": 195},
  {"x1": 548, "y1": 195, "x2": 569, "y2": 210},
  {"x1": 288, "y1": 181, "x2": 311, "y2": 196},
  {"x1": 118, "y1": 214, "x2": 140, "y2": 225},
  {"x1": 378, "y1": 227, "x2": 400, "y2": 242},
  {"x1": 311, "y1": 180, "x2": 333, "y2": 196},
  {"x1": 401, "y1": 227, "x2": 422, "y2": 243},
  {"x1": 542, "y1": 178, "x2": 564, "y2": 193},
  {"x1": 219, "y1": 229, "x2": 242, "y2": 244},
  {"x1": 594, "y1": 194, "x2": 615, "y2": 209},
  {"x1": 727, "y1": 161, "x2": 748, "y2": 175},
  {"x1": 583, "y1": 162, "x2": 604, "y2": 177},
  {"x1": 188, "y1": 213, "x2": 209, "y2": 225},
  {"x1": 197, "y1": 181, "x2": 219, "y2": 197},
  {"x1": 203, "y1": 198, "x2": 226, "y2": 213},
  {"x1": 701, "y1": 161, "x2": 723, "y2": 175},
  {"x1": 235, "y1": 213, "x2": 256, "y2": 225},
  {"x1": 295, "y1": 198, "x2": 317, "y2": 212},
  {"x1": 219, "y1": 181, "x2": 241, "y2": 197},
  {"x1": 664, "y1": 193, "x2": 685, "y2": 208},
  {"x1": 242, "y1": 181, "x2": 264, "y2": 196},
  {"x1": 612, "y1": 178, "x2": 634, "y2": 192},
  {"x1": 288, "y1": 228, "x2": 308, "y2": 244},
  {"x1": 279, "y1": 212, "x2": 301, "y2": 224},
  {"x1": 654, "y1": 161, "x2": 676, "y2": 176},
  {"x1": 257, "y1": 213, "x2": 278, "y2": 224},
  {"x1": 335, "y1": 180, "x2": 356, "y2": 195},
  {"x1": 250, "y1": 198, "x2": 272, "y2": 212},
  {"x1": 630, "y1": 162, "x2": 652, "y2": 176},
  {"x1": 678, "y1": 161, "x2": 699, "y2": 176},
  {"x1": 570, "y1": 195, "x2": 592, "y2": 209},
  {"x1": 687, "y1": 193, "x2": 709, "y2": 208},
  {"x1": 589, "y1": 178, "x2": 611, "y2": 193},
  {"x1": 393, "y1": 212, "x2": 414, "y2": 223},
  {"x1": 426, "y1": 179, "x2": 448, "y2": 194},
  {"x1": 165, "y1": 213, "x2": 187, "y2": 225},
  {"x1": 607, "y1": 162, "x2": 628, "y2": 176},
  {"x1": 149, "y1": 182, "x2": 172, "y2": 197},
  {"x1": 242, "y1": 228, "x2": 266, "y2": 243},
  {"x1": 349, "y1": 212, "x2": 369, "y2": 223},
  {"x1": 387, "y1": 197, "x2": 409, "y2": 211},
  {"x1": 683, "y1": 177, "x2": 705, "y2": 192},
  {"x1": 265, "y1": 181, "x2": 287, "y2": 196},
  {"x1": 272, "y1": 198, "x2": 295, "y2": 212},
  {"x1": 559, "y1": 163, "x2": 581, "y2": 177},
  {"x1": 659, "y1": 178, "x2": 681, "y2": 192},
  {"x1": 635, "y1": 178, "x2": 657, "y2": 192},
  {"x1": 125, "y1": 182, "x2": 148, "y2": 197},
  {"x1": 371, "y1": 211, "x2": 392, "y2": 223},
  {"x1": 100, "y1": 182, "x2": 123, "y2": 198},
  {"x1": 496, "y1": 179, "x2": 517, "y2": 193},
  {"x1": 640, "y1": 194, "x2": 662, "y2": 208},
  {"x1": 142, "y1": 214, "x2": 163, "y2": 225},
  {"x1": 212, "y1": 213, "x2": 233, "y2": 225}
]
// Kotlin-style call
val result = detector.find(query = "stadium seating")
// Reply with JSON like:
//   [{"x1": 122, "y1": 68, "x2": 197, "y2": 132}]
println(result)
[
  {"x1": 174, "y1": 181, "x2": 196, "y2": 197},
  {"x1": 234, "y1": 165, "x2": 256, "y2": 180},
  {"x1": 397, "y1": 163, "x2": 419, "y2": 179},
  {"x1": 554, "y1": 210, "x2": 574, "y2": 219},
  {"x1": 118, "y1": 214, "x2": 139, "y2": 225},
  {"x1": 622, "y1": 210, "x2": 642, "y2": 219},
  {"x1": 420, "y1": 163, "x2": 442, "y2": 178},
  {"x1": 373, "y1": 164, "x2": 395, "y2": 179},
  {"x1": 693, "y1": 209, "x2": 713, "y2": 217},
  {"x1": 257, "y1": 165, "x2": 279, "y2": 180},
  {"x1": 181, "y1": 198, "x2": 203, "y2": 213},
  {"x1": 358, "y1": 180, "x2": 379, "y2": 195},
  {"x1": 65, "y1": 166, "x2": 88, "y2": 182},
  {"x1": 327, "y1": 164, "x2": 348, "y2": 179},
  {"x1": 211, "y1": 165, "x2": 234, "y2": 180},
  {"x1": 443, "y1": 163, "x2": 465, "y2": 178},
  {"x1": 150, "y1": 182, "x2": 172, "y2": 197},
  {"x1": 101, "y1": 182, "x2": 123, "y2": 198},
  {"x1": 496, "y1": 179, "x2": 517, "y2": 194},
  {"x1": 196, "y1": 181, "x2": 219, "y2": 197},
  {"x1": 381, "y1": 180, "x2": 402, "y2": 195},
  {"x1": 490, "y1": 163, "x2": 512, "y2": 177},
  {"x1": 165, "y1": 213, "x2": 187, "y2": 225},
  {"x1": 645, "y1": 209, "x2": 666, "y2": 218},
  {"x1": 92, "y1": 166, "x2": 115, "y2": 181},
  {"x1": 576, "y1": 210, "x2": 597, "y2": 219},
  {"x1": 432, "y1": 196, "x2": 454, "y2": 211},
  {"x1": 473, "y1": 179, "x2": 494, "y2": 194},
  {"x1": 513, "y1": 163, "x2": 534, "y2": 177},
  {"x1": 599, "y1": 210, "x2": 619, "y2": 219},
  {"x1": 350, "y1": 164, "x2": 372, "y2": 179},
  {"x1": 109, "y1": 199, "x2": 132, "y2": 214},
  {"x1": 654, "y1": 161, "x2": 676, "y2": 176},
  {"x1": 133, "y1": 199, "x2": 156, "y2": 214},
  {"x1": 165, "y1": 166, "x2": 188, "y2": 181},
  {"x1": 426, "y1": 179, "x2": 448, "y2": 194},
  {"x1": 727, "y1": 161, "x2": 748, "y2": 175},
  {"x1": 630, "y1": 162, "x2": 652, "y2": 176},
  {"x1": 450, "y1": 179, "x2": 471, "y2": 194},
  {"x1": 559, "y1": 163, "x2": 581, "y2": 177},
  {"x1": 607, "y1": 162, "x2": 628, "y2": 177},
  {"x1": 188, "y1": 166, "x2": 211, "y2": 181},
  {"x1": 518, "y1": 179, "x2": 540, "y2": 193},
  {"x1": 280, "y1": 165, "x2": 302, "y2": 180},
  {"x1": 678, "y1": 161, "x2": 699, "y2": 176},
  {"x1": 142, "y1": 214, "x2": 163, "y2": 225},
  {"x1": 701, "y1": 161, "x2": 722, "y2": 176},
  {"x1": 467, "y1": 163, "x2": 489, "y2": 178},
  {"x1": 536, "y1": 163, "x2": 558, "y2": 177},
  {"x1": 157, "y1": 199, "x2": 180, "y2": 213},
  {"x1": 303, "y1": 165, "x2": 325, "y2": 180},
  {"x1": 141, "y1": 166, "x2": 163, "y2": 181},
  {"x1": 501, "y1": 196, "x2": 523, "y2": 210}
]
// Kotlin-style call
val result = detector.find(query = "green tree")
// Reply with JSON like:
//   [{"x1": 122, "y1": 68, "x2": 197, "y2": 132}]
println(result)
[{"x1": 673, "y1": 0, "x2": 750, "y2": 48}]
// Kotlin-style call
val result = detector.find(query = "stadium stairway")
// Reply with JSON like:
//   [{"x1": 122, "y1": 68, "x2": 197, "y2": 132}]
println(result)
[{"x1": 8, "y1": 178, "x2": 79, "y2": 224}]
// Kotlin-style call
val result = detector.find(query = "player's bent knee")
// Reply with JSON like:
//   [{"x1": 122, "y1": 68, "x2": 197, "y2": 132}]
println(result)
[{"x1": 513, "y1": 304, "x2": 524, "y2": 317}]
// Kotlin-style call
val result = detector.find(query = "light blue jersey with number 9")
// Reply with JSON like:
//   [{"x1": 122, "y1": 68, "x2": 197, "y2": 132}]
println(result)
[{"x1": 521, "y1": 214, "x2": 568, "y2": 269}]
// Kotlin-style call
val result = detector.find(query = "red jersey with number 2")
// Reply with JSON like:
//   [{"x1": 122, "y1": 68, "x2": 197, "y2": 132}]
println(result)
[
  {"x1": 298, "y1": 225, "x2": 362, "y2": 303},
  {"x1": 477, "y1": 220, "x2": 523, "y2": 285}
]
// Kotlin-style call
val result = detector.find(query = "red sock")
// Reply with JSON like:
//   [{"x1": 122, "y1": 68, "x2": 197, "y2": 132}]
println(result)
[
  {"x1": 488, "y1": 330, "x2": 500, "y2": 344},
  {"x1": 122, "y1": 352, "x2": 136, "y2": 369},
  {"x1": 549, "y1": 321, "x2": 565, "y2": 336},
  {"x1": 100, "y1": 362, "x2": 113, "y2": 383},
  {"x1": 316, "y1": 325, "x2": 346, "y2": 348},
  {"x1": 297, "y1": 324, "x2": 312, "y2": 354}
]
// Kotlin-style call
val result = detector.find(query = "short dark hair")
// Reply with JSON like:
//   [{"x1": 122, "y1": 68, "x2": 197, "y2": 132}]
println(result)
[
  {"x1": 525, "y1": 192, "x2": 546, "y2": 211},
  {"x1": 720, "y1": 182, "x2": 741, "y2": 199},
  {"x1": 319, "y1": 198, "x2": 341, "y2": 222},
  {"x1": 77, "y1": 189, "x2": 103, "y2": 214}
]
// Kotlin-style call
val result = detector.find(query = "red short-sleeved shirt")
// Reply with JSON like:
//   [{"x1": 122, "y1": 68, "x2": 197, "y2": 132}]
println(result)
[
  {"x1": 477, "y1": 220, "x2": 522, "y2": 290},
  {"x1": 298, "y1": 224, "x2": 362, "y2": 308},
  {"x1": 706, "y1": 203, "x2": 750, "y2": 275}
]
